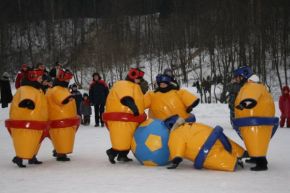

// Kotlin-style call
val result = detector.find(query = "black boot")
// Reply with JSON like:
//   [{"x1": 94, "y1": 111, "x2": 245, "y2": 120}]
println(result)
[
  {"x1": 117, "y1": 150, "x2": 133, "y2": 162},
  {"x1": 106, "y1": 148, "x2": 118, "y2": 164},
  {"x1": 167, "y1": 157, "x2": 183, "y2": 169},
  {"x1": 12, "y1": 156, "x2": 26, "y2": 168},
  {"x1": 245, "y1": 157, "x2": 257, "y2": 164},
  {"x1": 52, "y1": 150, "x2": 57, "y2": 157},
  {"x1": 28, "y1": 156, "x2": 43, "y2": 164},
  {"x1": 251, "y1": 157, "x2": 268, "y2": 171},
  {"x1": 56, "y1": 154, "x2": 70, "y2": 161}
]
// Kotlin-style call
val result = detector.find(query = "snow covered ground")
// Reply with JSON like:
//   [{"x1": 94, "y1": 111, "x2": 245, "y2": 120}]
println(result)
[{"x1": 0, "y1": 102, "x2": 290, "y2": 193}]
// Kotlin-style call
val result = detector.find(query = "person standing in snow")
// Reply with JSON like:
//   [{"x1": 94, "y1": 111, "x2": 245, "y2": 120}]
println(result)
[
  {"x1": 103, "y1": 68, "x2": 147, "y2": 164},
  {"x1": 70, "y1": 83, "x2": 82, "y2": 116},
  {"x1": 233, "y1": 66, "x2": 278, "y2": 171},
  {"x1": 80, "y1": 93, "x2": 92, "y2": 125},
  {"x1": 0, "y1": 72, "x2": 13, "y2": 108},
  {"x1": 6, "y1": 68, "x2": 47, "y2": 167},
  {"x1": 279, "y1": 85, "x2": 290, "y2": 128},
  {"x1": 89, "y1": 72, "x2": 109, "y2": 127},
  {"x1": 49, "y1": 62, "x2": 62, "y2": 80},
  {"x1": 227, "y1": 75, "x2": 243, "y2": 126}
]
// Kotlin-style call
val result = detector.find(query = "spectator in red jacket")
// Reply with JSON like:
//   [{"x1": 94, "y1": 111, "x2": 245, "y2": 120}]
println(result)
[
  {"x1": 279, "y1": 85, "x2": 290, "y2": 127},
  {"x1": 15, "y1": 64, "x2": 28, "y2": 89}
]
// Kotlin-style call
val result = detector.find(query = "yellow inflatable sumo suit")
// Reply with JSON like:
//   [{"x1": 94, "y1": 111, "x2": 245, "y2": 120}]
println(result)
[
  {"x1": 103, "y1": 68, "x2": 147, "y2": 164},
  {"x1": 5, "y1": 69, "x2": 48, "y2": 167},
  {"x1": 145, "y1": 74, "x2": 199, "y2": 121},
  {"x1": 46, "y1": 68, "x2": 80, "y2": 161},
  {"x1": 232, "y1": 66, "x2": 278, "y2": 171},
  {"x1": 165, "y1": 116, "x2": 245, "y2": 171}
]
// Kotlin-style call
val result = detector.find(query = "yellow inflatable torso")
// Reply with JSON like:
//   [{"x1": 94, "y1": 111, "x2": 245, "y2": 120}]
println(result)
[
  {"x1": 46, "y1": 86, "x2": 78, "y2": 154},
  {"x1": 106, "y1": 80, "x2": 145, "y2": 113},
  {"x1": 235, "y1": 82, "x2": 275, "y2": 118},
  {"x1": 46, "y1": 86, "x2": 77, "y2": 119},
  {"x1": 9, "y1": 86, "x2": 48, "y2": 159},
  {"x1": 10, "y1": 86, "x2": 48, "y2": 121},
  {"x1": 105, "y1": 80, "x2": 145, "y2": 151},
  {"x1": 145, "y1": 89, "x2": 198, "y2": 120}
]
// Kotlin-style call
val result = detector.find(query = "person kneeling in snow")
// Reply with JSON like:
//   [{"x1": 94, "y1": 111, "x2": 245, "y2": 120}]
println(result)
[{"x1": 165, "y1": 115, "x2": 245, "y2": 171}]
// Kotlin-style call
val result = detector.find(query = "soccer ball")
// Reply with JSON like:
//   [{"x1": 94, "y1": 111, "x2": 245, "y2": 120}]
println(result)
[{"x1": 131, "y1": 119, "x2": 170, "y2": 166}]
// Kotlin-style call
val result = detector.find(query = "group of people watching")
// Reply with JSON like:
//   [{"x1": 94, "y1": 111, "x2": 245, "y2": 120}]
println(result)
[{"x1": 1, "y1": 63, "x2": 289, "y2": 130}]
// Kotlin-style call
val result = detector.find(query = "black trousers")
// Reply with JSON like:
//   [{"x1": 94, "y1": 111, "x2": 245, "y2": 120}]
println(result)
[
  {"x1": 94, "y1": 103, "x2": 105, "y2": 125},
  {"x1": 83, "y1": 115, "x2": 90, "y2": 125}
]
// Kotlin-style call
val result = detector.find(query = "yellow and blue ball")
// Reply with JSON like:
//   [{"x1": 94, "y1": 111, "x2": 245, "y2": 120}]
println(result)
[{"x1": 131, "y1": 119, "x2": 170, "y2": 166}]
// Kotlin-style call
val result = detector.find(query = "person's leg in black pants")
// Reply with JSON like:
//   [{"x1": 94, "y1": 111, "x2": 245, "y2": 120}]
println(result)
[
  {"x1": 99, "y1": 103, "x2": 105, "y2": 127},
  {"x1": 94, "y1": 104, "x2": 100, "y2": 127}
]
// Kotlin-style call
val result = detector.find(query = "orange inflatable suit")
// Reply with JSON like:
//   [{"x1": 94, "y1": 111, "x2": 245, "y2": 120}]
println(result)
[
  {"x1": 5, "y1": 69, "x2": 48, "y2": 168},
  {"x1": 103, "y1": 68, "x2": 147, "y2": 164},
  {"x1": 46, "y1": 68, "x2": 80, "y2": 161},
  {"x1": 232, "y1": 66, "x2": 279, "y2": 171}
]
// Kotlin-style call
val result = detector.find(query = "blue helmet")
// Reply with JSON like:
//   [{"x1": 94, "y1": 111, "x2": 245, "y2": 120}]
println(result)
[
  {"x1": 156, "y1": 74, "x2": 172, "y2": 85},
  {"x1": 233, "y1": 66, "x2": 253, "y2": 79}
]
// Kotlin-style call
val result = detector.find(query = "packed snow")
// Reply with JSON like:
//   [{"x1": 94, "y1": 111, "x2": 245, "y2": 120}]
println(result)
[{"x1": 0, "y1": 100, "x2": 289, "y2": 193}]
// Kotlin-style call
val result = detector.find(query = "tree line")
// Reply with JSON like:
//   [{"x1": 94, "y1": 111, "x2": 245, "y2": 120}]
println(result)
[{"x1": 0, "y1": 0, "x2": 289, "y2": 102}]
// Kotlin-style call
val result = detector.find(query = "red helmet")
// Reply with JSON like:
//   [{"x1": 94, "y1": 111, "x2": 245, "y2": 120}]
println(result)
[
  {"x1": 57, "y1": 68, "x2": 73, "y2": 81},
  {"x1": 127, "y1": 68, "x2": 144, "y2": 81},
  {"x1": 27, "y1": 69, "x2": 44, "y2": 82}
]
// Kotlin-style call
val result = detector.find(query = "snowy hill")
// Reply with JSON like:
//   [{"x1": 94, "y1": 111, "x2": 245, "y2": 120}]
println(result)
[{"x1": 0, "y1": 102, "x2": 289, "y2": 193}]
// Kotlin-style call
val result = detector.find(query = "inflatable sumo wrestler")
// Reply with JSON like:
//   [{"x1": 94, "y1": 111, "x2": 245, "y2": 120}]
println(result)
[
  {"x1": 103, "y1": 68, "x2": 147, "y2": 164},
  {"x1": 5, "y1": 68, "x2": 48, "y2": 167},
  {"x1": 165, "y1": 115, "x2": 245, "y2": 171},
  {"x1": 144, "y1": 74, "x2": 199, "y2": 122},
  {"x1": 46, "y1": 68, "x2": 80, "y2": 161},
  {"x1": 232, "y1": 66, "x2": 279, "y2": 171}
]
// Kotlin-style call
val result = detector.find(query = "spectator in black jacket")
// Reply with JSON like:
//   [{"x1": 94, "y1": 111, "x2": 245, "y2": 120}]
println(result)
[
  {"x1": 89, "y1": 72, "x2": 109, "y2": 127},
  {"x1": 36, "y1": 63, "x2": 52, "y2": 93},
  {"x1": 49, "y1": 62, "x2": 62, "y2": 80},
  {"x1": 80, "y1": 93, "x2": 92, "y2": 125},
  {"x1": 0, "y1": 72, "x2": 13, "y2": 108}
]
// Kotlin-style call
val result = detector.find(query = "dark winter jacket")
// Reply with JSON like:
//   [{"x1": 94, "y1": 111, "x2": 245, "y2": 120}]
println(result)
[
  {"x1": 71, "y1": 90, "x2": 82, "y2": 115},
  {"x1": 279, "y1": 86, "x2": 290, "y2": 118},
  {"x1": 0, "y1": 74, "x2": 13, "y2": 108},
  {"x1": 89, "y1": 80, "x2": 109, "y2": 105},
  {"x1": 80, "y1": 99, "x2": 92, "y2": 116},
  {"x1": 227, "y1": 82, "x2": 242, "y2": 111},
  {"x1": 139, "y1": 78, "x2": 149, "y2": 94}
]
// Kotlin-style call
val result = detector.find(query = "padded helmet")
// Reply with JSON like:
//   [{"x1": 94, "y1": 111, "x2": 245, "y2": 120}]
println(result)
[
  {"x1": 233, "y1": 66, "x2": 254, "y2": 80},
  {"x1": 127, "y1": 68, "x2": 145, "y2": 81},
  {"x1": 156, "y1": 74, "x2": 172, "y2": 85}
]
